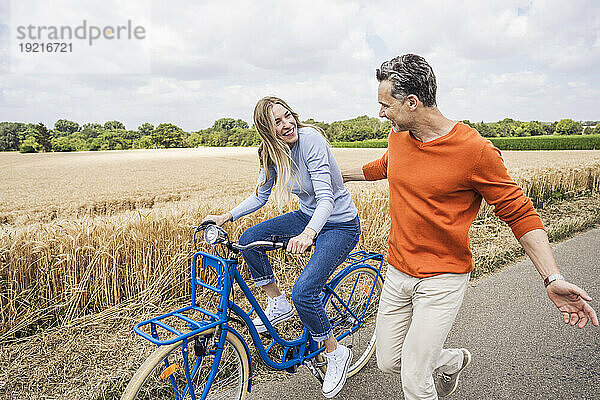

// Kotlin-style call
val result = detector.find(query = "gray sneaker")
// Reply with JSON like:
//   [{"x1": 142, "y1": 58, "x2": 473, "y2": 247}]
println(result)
[{"x1": 435, "y1": 348, "x2": 471, "y2": 397}]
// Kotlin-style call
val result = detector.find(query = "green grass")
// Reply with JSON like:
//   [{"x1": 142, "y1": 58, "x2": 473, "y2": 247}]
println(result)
[{"x1": 332, "y1": 135, "x2": 600, "y2": 150}]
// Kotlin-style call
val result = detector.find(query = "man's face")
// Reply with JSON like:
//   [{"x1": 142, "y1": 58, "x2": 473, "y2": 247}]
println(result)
[{"x1": 378, "y1": 80, "x2": 407, "y2": 132}]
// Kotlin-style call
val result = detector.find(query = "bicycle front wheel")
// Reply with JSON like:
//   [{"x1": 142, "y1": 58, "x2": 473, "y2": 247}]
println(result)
[
  {"x1": 321, "y1": 266, "x2": 383, "y2": 378},
  {"x1": 121, "y1": 328, "x2": 250, "y2": 400}
]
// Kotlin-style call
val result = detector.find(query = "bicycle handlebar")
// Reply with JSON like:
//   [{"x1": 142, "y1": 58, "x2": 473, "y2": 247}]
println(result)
[
  {"x1": 230, "y1": 240, "x2": 287, "y2": 251},
  {"x1": 193, "y1": 222, "x2": 311, "y2": 253}
]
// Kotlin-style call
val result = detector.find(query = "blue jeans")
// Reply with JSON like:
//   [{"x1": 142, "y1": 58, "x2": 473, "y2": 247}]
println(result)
[{"x1": 239, "y1": 210, "x2": 361, "y2": 341}]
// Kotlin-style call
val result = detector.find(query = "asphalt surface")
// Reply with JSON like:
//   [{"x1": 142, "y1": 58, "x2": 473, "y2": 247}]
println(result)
[{"x1": 246, "y1": 228, "x2": 600, "y2": 400}]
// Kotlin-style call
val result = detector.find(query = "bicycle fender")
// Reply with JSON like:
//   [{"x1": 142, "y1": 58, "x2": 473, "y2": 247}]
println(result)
[
  {"x1": 322, "y1": 264, "x2": 380, "y2": 304},
  {"x1": 328, "y1": 263, "x2": 379, "y2": 288}
]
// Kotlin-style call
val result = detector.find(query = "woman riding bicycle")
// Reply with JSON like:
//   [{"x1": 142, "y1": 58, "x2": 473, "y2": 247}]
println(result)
[{"x1": 203, "y1": 96, "x2": 360, "y2": 398}]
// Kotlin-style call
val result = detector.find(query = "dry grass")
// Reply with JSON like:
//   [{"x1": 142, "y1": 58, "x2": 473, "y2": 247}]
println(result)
[
  {"x1": 2, "y1": 196, "x2": 600, "y2": 400},
  {"x1": 1, "y1": 148, "x2": 600, "y2": 399}
]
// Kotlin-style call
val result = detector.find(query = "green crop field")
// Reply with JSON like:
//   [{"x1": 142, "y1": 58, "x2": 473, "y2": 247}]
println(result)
[
  {"x1": 332, "y1": 135, "x2": 600, "y2": 150},
  {"x1": 489, "y1": 135, "x2": 600, "y2": 150}
]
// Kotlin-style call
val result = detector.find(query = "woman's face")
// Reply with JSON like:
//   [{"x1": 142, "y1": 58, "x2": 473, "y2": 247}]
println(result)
[{"x1": 271, "y1": 103, "x2": 298, "y2": 147}]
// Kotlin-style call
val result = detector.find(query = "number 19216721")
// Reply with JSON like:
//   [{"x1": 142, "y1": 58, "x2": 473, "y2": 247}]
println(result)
[{"x1": 19, "y1": 42, "x2": 73, "y2": 52}]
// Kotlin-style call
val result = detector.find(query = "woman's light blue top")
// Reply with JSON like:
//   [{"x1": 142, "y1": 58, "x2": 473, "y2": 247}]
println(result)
[{"x1": 228, "y1": 127, "x2": 358, "y2": 234}]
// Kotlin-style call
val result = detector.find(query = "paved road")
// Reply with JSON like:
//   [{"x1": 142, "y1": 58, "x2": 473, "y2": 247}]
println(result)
[{"x1": 246, "y1": 228, "x2": 600, "y2": 400}]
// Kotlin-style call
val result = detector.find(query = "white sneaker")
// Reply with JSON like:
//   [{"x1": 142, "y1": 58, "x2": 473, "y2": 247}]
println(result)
[
  {"x1": 252, "y1": 293, "x2": 294, "y2": 333},
  {"x1": 322, "y1": 344, "x2": 352, "y2": 398}
]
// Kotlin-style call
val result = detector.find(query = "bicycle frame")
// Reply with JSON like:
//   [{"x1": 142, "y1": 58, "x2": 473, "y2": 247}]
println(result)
[{"x1": 133, "y1": 249, "x2": 384, "y2": 400}]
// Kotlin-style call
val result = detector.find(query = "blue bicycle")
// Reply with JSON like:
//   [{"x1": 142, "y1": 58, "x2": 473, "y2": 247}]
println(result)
[{"x1": 121, "y1": 221, "x2": 384, "y2": 400}]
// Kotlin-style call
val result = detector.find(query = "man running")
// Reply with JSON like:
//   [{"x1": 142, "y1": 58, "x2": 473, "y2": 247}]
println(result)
[{"x1": 342, "y1": 54, "x2": 598, "y2": 400}]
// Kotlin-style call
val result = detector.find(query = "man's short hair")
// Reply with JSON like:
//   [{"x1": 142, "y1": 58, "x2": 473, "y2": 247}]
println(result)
[{"x1": 376, "y1": 54, "x2": 437, "y2": 107}]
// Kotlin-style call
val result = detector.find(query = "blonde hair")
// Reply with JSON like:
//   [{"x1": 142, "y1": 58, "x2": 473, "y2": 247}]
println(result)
[{"x1": 253, "y1": 96, "x2": 324, "y2": 212}]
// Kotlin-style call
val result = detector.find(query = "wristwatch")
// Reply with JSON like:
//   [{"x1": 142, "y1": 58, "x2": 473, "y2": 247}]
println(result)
[{"x1": 544, "y1": 274, "x2": 565, "y2": 287}]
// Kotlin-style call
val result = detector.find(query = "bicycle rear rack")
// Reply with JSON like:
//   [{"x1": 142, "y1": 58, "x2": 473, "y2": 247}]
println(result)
[{"x1": 344, "y1": 250, "x2": 384, "y2": 266}]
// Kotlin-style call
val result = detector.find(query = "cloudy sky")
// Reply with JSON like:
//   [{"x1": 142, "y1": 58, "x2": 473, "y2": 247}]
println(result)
[{"x1": 0, "y1": 0, "x2": 598, "y2": 132}]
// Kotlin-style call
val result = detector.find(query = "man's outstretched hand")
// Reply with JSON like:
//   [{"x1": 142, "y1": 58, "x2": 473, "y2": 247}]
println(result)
[{"x1": 546, "y1": 280, "x2": 599, "y2": 328}]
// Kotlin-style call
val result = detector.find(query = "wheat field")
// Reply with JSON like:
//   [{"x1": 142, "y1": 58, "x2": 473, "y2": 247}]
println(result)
[
  {"x1": 2, "y1": 147, "x2": 600, "y2": 340},
  {"x1": 4, "y1": 148, "x2": 600, "y2": 224}
]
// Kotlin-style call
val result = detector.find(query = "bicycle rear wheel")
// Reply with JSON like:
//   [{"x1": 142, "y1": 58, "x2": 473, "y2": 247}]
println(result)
[
  {"x1": 121, "y1": 328, "x2": 249, "y2": 400},
  {"x1": 320, "y1": 266, "x2": 383, "y2": 378}
]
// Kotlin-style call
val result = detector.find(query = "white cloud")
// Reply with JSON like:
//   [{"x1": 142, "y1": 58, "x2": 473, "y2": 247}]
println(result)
[{"x1": 0, "y1": 0, "x2": 599, "y2": 130}]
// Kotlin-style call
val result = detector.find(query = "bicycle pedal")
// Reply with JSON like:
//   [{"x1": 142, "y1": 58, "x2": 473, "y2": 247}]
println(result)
[{"x1": 303, "y1": 360, "x2": 324, "y2": 384}]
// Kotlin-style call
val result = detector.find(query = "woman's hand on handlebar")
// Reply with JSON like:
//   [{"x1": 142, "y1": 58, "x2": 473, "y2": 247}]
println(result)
[
  {"x1": 287, "y1": 228, "x2": 316, "y2": 254},
  {"x1": 202, "y1": 213, "x2": 232, "y2": 227}
]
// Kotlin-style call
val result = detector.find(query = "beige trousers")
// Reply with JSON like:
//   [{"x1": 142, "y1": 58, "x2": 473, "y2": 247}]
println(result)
[{"x1": 376, "y1": 265, "x2": 470, "y2": 400}]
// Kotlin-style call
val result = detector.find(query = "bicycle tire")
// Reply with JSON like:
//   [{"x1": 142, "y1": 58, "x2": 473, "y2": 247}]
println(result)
[
  {"x1": 121, "y1": 328, "x2": 250, "y2": 400},
  {"x1": 319, "y1": 266, "x2": 383, "y2": 378}
]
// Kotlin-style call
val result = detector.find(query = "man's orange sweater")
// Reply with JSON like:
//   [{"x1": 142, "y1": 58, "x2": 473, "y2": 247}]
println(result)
[{"x1": 362, "y1": 122, "x2": 544, "y2": 278}]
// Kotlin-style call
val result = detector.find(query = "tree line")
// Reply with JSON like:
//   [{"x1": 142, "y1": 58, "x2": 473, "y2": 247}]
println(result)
[
  {"x1": 1, "y1": 117, "x2": 598, "y2": 153},
  {"x1": 463, "y1": 118, "x2": 598, "y2": 138}
]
